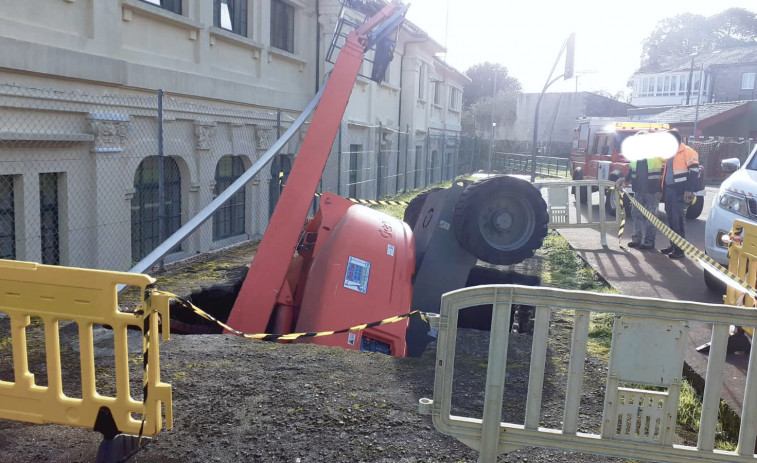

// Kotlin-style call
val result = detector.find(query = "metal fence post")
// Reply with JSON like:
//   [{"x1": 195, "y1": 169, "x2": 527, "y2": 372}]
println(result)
[
  {"x1": 157, "y1": 89, "x2": 165, "y2": 270},
  {"x1": 395, "y1": 128, "x2": 400, "y2": 194},
  {"x1": 269, "y1": 108, "x2": 283, "y2": 218},
  {"x1": 337, "y1": 123, "x2": 342, "y2": 196},
  {"x1": 441, "y1": 130, "x2": 446, "y2": 180},
  {"x1": 377, "y1": 122, "x2": 382, "y2": 199},
  {"x1": 423, "y1": 132, "x2": 433, "y2": 186},
  {"x1": 404, "y1": 125, "x2": 409, "y2": 193}
]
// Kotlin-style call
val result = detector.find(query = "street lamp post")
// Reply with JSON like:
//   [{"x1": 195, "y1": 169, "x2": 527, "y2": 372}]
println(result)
[{"x1": 530, "y1": 33, "x2": 575, "y2": 182}]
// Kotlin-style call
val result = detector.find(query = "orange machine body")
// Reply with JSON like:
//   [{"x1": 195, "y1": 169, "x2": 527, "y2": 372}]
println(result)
[{"x1": 291, "y1": 193, "x2": 414, "y2": 356}]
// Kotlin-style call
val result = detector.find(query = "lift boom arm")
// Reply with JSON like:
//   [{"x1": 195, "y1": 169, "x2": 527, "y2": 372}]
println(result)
[{"x1": 226, "y1": 2, "x2": 408, "y2": 334}]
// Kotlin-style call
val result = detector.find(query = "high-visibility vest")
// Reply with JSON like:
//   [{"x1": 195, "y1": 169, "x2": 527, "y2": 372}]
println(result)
[
  {"x1": 629, "y1": 158, "x2": 664, "y2": 180},
  {"x1": 662, "y1": 144, "x2": 700, "y2": 190},
  {"x1": 629, "y1": 158, "x2": 664, "y2": 193}
]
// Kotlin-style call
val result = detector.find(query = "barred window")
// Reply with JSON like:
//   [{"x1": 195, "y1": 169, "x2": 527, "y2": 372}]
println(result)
[
  {"x1": 271, "y1": 0, "x2": 295, "y2": 53},
  {"x1": 418, "y1": 64, "x2": 427, "y2": 100},
  {"x1": 39, "y1": 173, "x2": 60, "y2": 265},
  {"x1": 742, "y1": 73, "x2": 755, "y2": 90},
  {"x1": 140, "y1": 0, "x2": 182, "y2": 14},
  {"x1": 414, "y1": 146, "x2": 423, "y2": 188},
  {"x1": 131, "y1": 157, "x2": 182, "y2": 262},
  {"x1": 213, "y1": 156, "x2": 246, "y2": 240},
  {"x1": 214, "y1": 0, "x2": 248, "y2": 37},
  {"x1": 449, "y1": 87, "x2": 461, "y2": 110},
  {"x1": 0, "y1": 175, "x2": 14, "y2": 260},
  {"x1": 348, "y1": 144, "x2": 360, "y2": 199}
]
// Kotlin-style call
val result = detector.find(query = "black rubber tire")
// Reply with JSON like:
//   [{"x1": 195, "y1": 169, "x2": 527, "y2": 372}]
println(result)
[
  {"x1": 572, "y1": 168, "x2": 588, "y2": 204},
  {"x1": 403, "y1": 187, "x2": 444, "y2": 229},
  {"x1": 704, "y1": 267, "x2": 727, "y2": 294},
  {"x1": 605, "y1": 189, "x2": 618, "y2": 217},
  {"x1": 459, "y1": 266, "x2": 541, "y2": 331},
  {"x1": 686, "y1": 196, "x2": 705, "y2": 219},
  {"x1": 604, "y1": 170, "x2": 623, "y2": 217},
  {"x1": 452, "y1": 176, "x2": 549, "y2": 265}
]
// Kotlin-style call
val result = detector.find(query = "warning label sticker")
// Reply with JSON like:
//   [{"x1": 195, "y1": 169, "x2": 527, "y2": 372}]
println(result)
[{"x1": 344, "y1": 256, "x2": 371, "y2": 294}]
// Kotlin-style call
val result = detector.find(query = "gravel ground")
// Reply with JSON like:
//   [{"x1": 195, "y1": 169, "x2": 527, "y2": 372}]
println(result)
[
  {"x1": 0, "y1": 243, "x2": 626, "y2": 463},
  {"x1": 0, "y1": 309, "x2": 622, "y2": 463}
]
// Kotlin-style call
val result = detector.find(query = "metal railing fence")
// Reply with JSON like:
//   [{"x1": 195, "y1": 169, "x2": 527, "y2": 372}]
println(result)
[{"x1": 1, "y1": 82, "x2": 491, "y2": 273}]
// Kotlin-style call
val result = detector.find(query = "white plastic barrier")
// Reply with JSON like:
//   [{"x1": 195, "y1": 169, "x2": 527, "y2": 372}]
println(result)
[
  {"x1": 533, "y1": 179, "x2": 621, "y2": 246},
  {"x1": 420, "y1": 284, "x2": 757, "y2": 462}
]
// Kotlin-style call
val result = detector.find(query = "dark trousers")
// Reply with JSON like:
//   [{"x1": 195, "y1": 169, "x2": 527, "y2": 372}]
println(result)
[{"x1": 663, "y1": 187, "x2": 685, "y2": 249}]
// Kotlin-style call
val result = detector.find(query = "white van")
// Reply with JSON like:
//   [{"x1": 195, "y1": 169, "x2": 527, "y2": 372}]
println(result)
[{"x1": 704, "y1": 144, "x2": 757, "y2": 289}]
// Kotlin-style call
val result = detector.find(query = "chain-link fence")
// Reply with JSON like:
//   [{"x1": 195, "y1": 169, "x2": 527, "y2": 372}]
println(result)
[
  {"x1": 0, "y1": 82, "x2": 311, "y2": 271},
  {"x1": 1, "y1": 82, "x2": 491, "y2": 272},
  {"x1": 690, "y1": 137, "x2": 757, "y2": 184}
]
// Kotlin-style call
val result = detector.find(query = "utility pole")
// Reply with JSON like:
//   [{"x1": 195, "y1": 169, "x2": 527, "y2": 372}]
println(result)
[
  {"x1": 693, "y1": 63, "x2": 704, "y2": 139},
  {"x1": 488, "y1": 71, "x2": 497, "y2": 173}
]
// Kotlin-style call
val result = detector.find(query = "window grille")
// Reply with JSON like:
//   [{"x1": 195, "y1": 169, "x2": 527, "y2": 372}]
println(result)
[
  {"x1": 271, "y1": 0, "x2": 294, "y2": 53},
  {"x1": 213, "y1": 156, "x2": 246, "y2": 240}
]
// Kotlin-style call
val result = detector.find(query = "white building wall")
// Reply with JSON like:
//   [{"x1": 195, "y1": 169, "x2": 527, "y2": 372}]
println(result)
[{"x1": 0, "y1": 0, "x2": 466, "y2": 270}]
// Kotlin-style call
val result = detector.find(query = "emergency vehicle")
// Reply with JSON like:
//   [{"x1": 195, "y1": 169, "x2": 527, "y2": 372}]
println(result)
[{"x1": 569, "y1": 120, "x2": 705, "y2": 219}]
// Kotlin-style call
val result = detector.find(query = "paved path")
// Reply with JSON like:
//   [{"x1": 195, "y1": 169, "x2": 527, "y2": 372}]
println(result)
[{"x1": 557, "y1": 186, "x2": 750, "y2": 417}]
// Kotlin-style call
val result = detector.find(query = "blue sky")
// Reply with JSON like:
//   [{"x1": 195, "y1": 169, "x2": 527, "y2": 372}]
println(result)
[{"x1": 405, "y1": 0, "x2": 757, "y2": 94}]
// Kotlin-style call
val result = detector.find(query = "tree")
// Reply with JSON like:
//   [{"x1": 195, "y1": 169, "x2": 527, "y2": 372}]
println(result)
[
  {"x1": 641, "y1": 13, "x2": 710, "y2": 64},
  {"x1": 710, "y1": 8, "x2": 757, "y2": 48},
  {"x1": 462, "y1": 90, "x2": 518, "y2": 137},
  {"x1": 462, "y1": 62, "x2": 521, "y2": 109},
  {"x1": 642, "y1": 8, "x2": 757, "y2": 64}
]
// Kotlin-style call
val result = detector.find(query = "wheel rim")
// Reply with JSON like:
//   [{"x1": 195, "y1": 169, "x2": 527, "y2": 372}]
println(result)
[{"x1": 476, "y1": 194, "x2": 535, "y2": 251}]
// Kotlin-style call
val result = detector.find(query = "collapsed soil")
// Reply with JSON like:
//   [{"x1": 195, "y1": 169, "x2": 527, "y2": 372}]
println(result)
[{"x1": 1, "y1": 243, "x2": 621, "y2": 463}]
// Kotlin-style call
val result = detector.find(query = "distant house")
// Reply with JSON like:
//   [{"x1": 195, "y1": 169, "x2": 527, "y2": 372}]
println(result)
[
  {"x1": 503, "y1": 92, "x2": 635, "y2": 153},
  {"x1": 631, "y1": 45, "x2": 757, "y2": 107},
  {"x1": 628, "y1": 101, "x2": 757, "y2": 140}
]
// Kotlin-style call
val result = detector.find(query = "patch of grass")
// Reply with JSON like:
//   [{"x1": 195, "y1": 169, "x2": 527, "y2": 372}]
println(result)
[
  {"x1": 587, "y1": 312, "x2": 615, "y2": 359},
  {"x1": 369, "y1": 180, "x2": 456, "y2": 220},
  {"x1": 676, "y1": 380, "x2": 737, "y2": 451},
  {"x1": 541, "y1": 231, "x2": 617, "y2": 293}
]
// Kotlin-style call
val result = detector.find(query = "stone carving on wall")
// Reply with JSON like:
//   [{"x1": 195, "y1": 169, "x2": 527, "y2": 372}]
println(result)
[
  {"x1": 88, "y1": 113, "x2": 131, "y2": 153},
  {"x1": 194, "y1": 121, "x2": 217, "y2": 151},
  {"x1": 255, "y1": 127, "x2": 275, "y2": 150}
]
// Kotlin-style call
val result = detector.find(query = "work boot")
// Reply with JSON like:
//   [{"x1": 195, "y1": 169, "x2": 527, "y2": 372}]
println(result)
[
  {"x1": 639, "y1": 242, "x2": 655, "y2": 250},
  {"x1": 627, "y1": 241, "x2": 641, "y2": 248},
  {"x1": 660, "y1": 245, "x2": 675, "y2": 255},
  {"x1": 668, "y1": 248, "x2": 685, "y2": 259}
]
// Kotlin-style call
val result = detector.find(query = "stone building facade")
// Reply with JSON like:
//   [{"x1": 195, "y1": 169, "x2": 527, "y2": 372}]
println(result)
[{"x1": 0, "y1": 0, "x2": 467, "y2": 271}]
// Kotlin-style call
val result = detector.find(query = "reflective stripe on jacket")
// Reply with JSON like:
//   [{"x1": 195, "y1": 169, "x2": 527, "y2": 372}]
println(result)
[
  {"x1": 662, "y1": 143, "x2": 700, "y2": 191},
  {"x1": 628, "y1": 158, "x2": 664, "y2": 193}
]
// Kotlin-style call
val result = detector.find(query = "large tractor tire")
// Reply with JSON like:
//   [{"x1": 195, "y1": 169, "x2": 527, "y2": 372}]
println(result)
[
  {"x1": 686, "y1": 196, "x2": 705, "y2": 219},
  {"x1": 572, "y1": 168, "x2": 588, "y2": 204},
  {"x1": 403, "y1": 187, "x2": 444, "y2": 229},
  {"x1": 452, "y1": 176, "x2": 549, "y2": 265}
]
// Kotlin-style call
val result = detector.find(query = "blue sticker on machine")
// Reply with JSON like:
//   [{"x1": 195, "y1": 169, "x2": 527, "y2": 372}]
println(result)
[{"x1": 344, "y1": 256, "x2": 371, "y2": 294}]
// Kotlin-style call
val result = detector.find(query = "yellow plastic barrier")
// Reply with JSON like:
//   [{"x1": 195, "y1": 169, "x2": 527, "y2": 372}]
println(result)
[
  {"x1": 0, "y1": 259, "x2": 172, "y2": 437},
  {"x1": 724, "y1": 219, "x2": 757, "y2": 339}
]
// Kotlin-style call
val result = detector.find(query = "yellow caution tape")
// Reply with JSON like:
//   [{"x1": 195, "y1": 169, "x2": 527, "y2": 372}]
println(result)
[
  {"x1": 617, "y1": 187, "x2": 626, "y2": 244},
  {"x1": 148, "y1": 289, "x2": 427, "y2": 341},
  {"x1": 314, "y1": 192, "x2": 409, "y2": 207},
  {"x1": 619, "y1": 189, "x2": 757, "y2": 295}
]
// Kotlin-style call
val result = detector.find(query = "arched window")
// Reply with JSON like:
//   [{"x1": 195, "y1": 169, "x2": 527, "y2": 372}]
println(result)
[
  {"x1": 213, "y1": 156, "x2": 246, "y2": 240},
  {"x1": 131, "y1": 156, "x2": 181, "y2": 262},
  {"x1": 269, "y1": 154, "x2": 293, "y2": 217}
]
